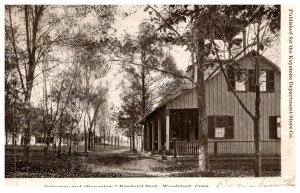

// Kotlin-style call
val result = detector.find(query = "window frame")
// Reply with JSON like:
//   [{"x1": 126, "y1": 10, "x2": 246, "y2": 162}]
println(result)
[
  {"x1": 269, "y1": 116, "x2": 281, "y2": 140},
  {"x1": 259, "y1": 70, "x2": 267, "y2": 92},
  {"x1": 235, "y1": 68, "x2": 248, "y2": 92},
  {"x1": 208, "y1": 115, "x2": 234, "y2": 139},
  {"x1": 227, "y1": 67, "x2": 275, "y2": 93}
]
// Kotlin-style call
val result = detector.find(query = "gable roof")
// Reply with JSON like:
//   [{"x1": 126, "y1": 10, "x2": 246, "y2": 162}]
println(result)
[{"x1": 239, "y1": 50, "x2": 280, "y2": 72}]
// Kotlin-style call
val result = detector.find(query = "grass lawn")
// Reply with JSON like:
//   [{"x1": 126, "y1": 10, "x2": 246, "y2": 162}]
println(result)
[{"x1": 5, "y1": 145, "x2": 280, "y2": 178}]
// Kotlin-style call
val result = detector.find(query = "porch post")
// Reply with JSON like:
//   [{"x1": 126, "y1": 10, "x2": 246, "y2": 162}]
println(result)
[
  {"x1": 166, "y1": 109, "x2": 170, "y2": 151},
  {"x1": 152, "y1": 121, "x2": 155, "y2": 152},
  {"x1": 141, "y1": 125, "x2": 144, "y2": 152},
  {"x1": 158, "y1": 119, "x2": 161, "y2": 152},
  {"x1": 146, "y1": 122, "x2": 150, "y2": 151}
]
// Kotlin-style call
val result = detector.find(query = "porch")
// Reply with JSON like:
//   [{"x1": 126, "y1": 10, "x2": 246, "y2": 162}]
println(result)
[
  {"x1": 142, "y1": 108, "x2": 281, "y2": 157},
  {"x1": 174, "y1": 140, "x2": 281, "y2": 157}
]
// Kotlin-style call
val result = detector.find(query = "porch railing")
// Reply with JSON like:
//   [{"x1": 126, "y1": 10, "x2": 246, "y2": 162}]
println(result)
[
  {"x1": 174, "y1": 141, "x2": 200, "y2": 156},
  {"x1": 174, "y1": 140, "x2": 281, "y2": 157}
]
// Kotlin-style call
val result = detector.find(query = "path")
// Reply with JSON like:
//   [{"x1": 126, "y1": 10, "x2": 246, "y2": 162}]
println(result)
[{"x1": 81, "y1": 146, "x2": 195, "y2": 177}]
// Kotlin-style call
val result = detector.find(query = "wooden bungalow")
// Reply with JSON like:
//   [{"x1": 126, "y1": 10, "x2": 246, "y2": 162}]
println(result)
[{"x1": 140, "y1": 50, "x2": 280, "y2": 157}]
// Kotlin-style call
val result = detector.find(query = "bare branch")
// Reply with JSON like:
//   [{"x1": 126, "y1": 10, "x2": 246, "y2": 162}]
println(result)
[
  {"x1": 110, "y1": 58, "x2": 194, "y2": 83},
  {"x1": 7, "y1": 7, "x2": 26, "y2": 93},
  {"x1": 147, "y1": 5, "x2": 183, "y2": 41},
  {"x1": 33, "y1": 58, "x2": 69, "y2": 80},
  {"x1": 212, "y1": 41, "x2": 255, "y2": 120}
]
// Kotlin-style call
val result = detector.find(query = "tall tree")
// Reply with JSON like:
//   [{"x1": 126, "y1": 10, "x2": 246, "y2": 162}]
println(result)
[
  {"x1": 5, "y1": 47, "x2": 24, "y2": 146},
  {"x1": 5, "y1": 5, "x2": 60, "y2": 159},
  {"x1": 40, "y1": 62, "x2": 82, "y2": 156},
  {"x1": 145, "y1": 5, "x2": 280, "y2": 174},
  {"x1": 210, "y1": 5, "x2": 280, "y2": 176},
  {"x1": 5, "y1": 5, "x2": 117, "y2": 159},
  {"x1": 115, "y1": 22, "x2": 179, "y2": 150}
]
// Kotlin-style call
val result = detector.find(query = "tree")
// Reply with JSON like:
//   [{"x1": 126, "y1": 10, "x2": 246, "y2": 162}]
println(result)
[
  {"x1": 5, "y1": 47, "x2": 24, "y2": 146},
  {"x1": 5, "y1": 5, "x2": 66, "y2": 159},
  {"x1": 40, "y1": 62, "x2": 82, "y2": 157},
  {"x1": 5, "y1": 5, "x2": 46, "y2": 159},
  {"x1": 115, "y1": 22, "x2": 179, "y2": 151},
  {"x1": 61, "y1": 6, "x2": 117, "y2": 153},
  {"x1": 145, "y1": 5, "x2": 280, "y2": 174},
  {"x1": 5, "y1": 5, "x2": 117, "y2": 159},
  {"x1": 209, "y1": 5, "x2": 280, "y2": 176},
  {"x1": 145, "y1": 5, "x2": 227, "y2": 172}
]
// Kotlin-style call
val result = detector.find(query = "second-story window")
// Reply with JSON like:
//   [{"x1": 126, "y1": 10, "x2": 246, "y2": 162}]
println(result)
[
  {"x1": 235, "y1": 69, "x2": 247, "y2": 91},
  {"x1": 259, "y1": 71, "x2": 267, "y2": 91},
  {"x1": 227, "y1": 67, "x2": 275, "y2": 92},
  {"x1": 249, "y1": 70, "x2": 275, "y2": 92}
]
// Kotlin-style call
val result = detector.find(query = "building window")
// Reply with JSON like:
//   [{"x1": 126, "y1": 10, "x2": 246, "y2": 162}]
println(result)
[
  {"x1": 266, "y1": 70, "x2": 275, "y2": 92},
  {"x1": 269, "y1": 116, "x2": 281, "y2": 139},
  {"x1": 228, "y1": 67, "x2": 275, "y2": 93},
  {"x1": 215, "y1": 127, "x2": 225, "y2": 138},
  {"x1": 259, "y1": 71, "x2": 267, "y2": 91},
  {"x1": 227, "y1": 66, "x2": 235, "y2": 91},
  {"x1": 235, "y1": 69, "x2": 247, "y2": 91},
  {"x1": 227, "y1": 67, "x2": 248, "y2": 92},
  {"x1": 208, "y1": 116, "x2": 234, "y2": 139}
]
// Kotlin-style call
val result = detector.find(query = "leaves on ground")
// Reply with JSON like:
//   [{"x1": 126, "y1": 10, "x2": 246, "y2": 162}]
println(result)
[{"x1": 5, "y1": 147, "x2": 280, "y2": 178}]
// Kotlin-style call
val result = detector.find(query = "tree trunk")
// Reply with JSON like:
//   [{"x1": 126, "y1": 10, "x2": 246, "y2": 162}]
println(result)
[
  {"x1": 57, "y1": 122, "x2": 62, "y2": 158},
  {"x1": 195, "y1": 29, "x2": 209, "y2": 173},
  {"x1": 129, "y1": 136, "x2": 132, "y2": 151},
  {"x1": 107, "y1": 135, "x2": 110, "y2": 145},
  {"x1": 23, "y1": 100, "x2": 31, "y2": 161},
  {"x1": 84, "y1": 120, "x2": 87, "y2": 153},
  {"x1": 23, "y1": 5, "x2": 44, "y2": 161},
  {"x1": 12, "y1": 131, "x2": 15, "y2": 146},
  {"x1": 68, "y1": 128, "x2": 73, "y2": 156},
  {"x1": 132, "y1": 126, "x2": 135, "y2": 152},
  {"x1": 43, "y1": 123, "x2": 51, "y2": 158},
  {"x1": 93, "y1": 131, "x2": 96, "y2": 150},
  {"x1": 103, "y1": 133, "x2": 106, "y2": 149},
  {"x1": 93, "y1": 123, "x2": 95, "y2": 150},
  {"x1": 118, "y1": 136, "x2": 120, "y2": 148},
  {"x1": 141, "y1": 52, "x2": 146, "y2": 152},
  {"x1": 44, "y1": 131, "x2": 49, "y2": 159},
  {"x1": 5, "y1": 132, "x2": 8, "y2": 146},
  {"x1": 90, "y1": 130, "x2": 93, "y2": 150},
  {"x1": 141, "y1": 57, "x2": 146, "y2": 117},
  {"x1": 254, "y1": 23, "x2": 262, "y2": 177},
  {"x1": 88, "y1": 129, "x2": 91, "y2": 151},
  {"x1": 69, "y1": 131, "x2": 74, "y2": 174}
]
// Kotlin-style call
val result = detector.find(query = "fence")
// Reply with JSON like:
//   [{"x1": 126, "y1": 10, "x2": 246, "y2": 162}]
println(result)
[
  {"x1": 174, "y1": 141, "x2": 200, "y2": 156},
  {"x1": 174, "y1": 140, "x2": 281, "y2": 157}
]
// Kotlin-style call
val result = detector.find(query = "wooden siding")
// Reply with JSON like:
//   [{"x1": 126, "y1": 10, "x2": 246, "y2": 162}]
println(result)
[{"x1": 166, "y1": 57, "x2": 281, "y2": 141}]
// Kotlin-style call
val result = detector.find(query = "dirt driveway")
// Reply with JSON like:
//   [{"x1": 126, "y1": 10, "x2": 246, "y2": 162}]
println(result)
[{"x1": 81, "y1": 148, "x2": 198, "y2": 177}]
